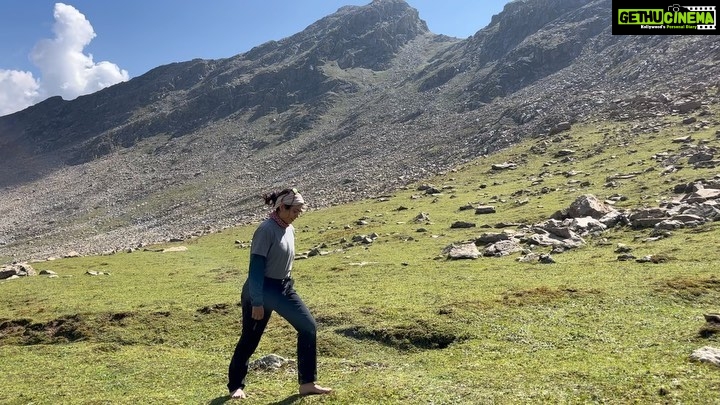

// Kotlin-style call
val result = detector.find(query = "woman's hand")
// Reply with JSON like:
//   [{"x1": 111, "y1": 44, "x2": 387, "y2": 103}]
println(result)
[{"x1": 251, "y1": 306, "x2": 264, "y2": 320}]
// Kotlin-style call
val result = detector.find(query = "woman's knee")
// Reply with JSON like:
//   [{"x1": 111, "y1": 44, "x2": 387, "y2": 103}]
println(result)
[{"x1": 296, "y1": 317, "x2": 317, "y2": 336}]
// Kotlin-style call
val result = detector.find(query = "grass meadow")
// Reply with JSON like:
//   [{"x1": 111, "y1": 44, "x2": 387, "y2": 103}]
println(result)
[{"x1": 2, "y1": 114, "x2": 720, "y2": 404}]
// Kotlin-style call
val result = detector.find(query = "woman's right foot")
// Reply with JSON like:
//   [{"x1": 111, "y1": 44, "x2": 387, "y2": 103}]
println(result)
[
  {"x1": 299, "y1": 382, "x2": 332, "y2": 395},
  {"x1": 230, "y1": 388, "x2": 247, "y2": 399}
]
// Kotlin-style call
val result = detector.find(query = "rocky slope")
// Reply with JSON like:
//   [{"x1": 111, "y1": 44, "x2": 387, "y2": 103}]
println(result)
[{"x1": 1, "y1": 0, "x2": 719, "y2": 261}]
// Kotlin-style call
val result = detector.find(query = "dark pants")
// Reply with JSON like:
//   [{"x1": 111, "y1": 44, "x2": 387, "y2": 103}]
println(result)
[{"x1": 227, "y1": 277, "x2": 318, "y2": 392}]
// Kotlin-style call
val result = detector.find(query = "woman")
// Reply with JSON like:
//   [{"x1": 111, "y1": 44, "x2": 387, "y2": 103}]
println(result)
[{"x1": 227, "y1": 188, "x2": 332, "y2": 399}]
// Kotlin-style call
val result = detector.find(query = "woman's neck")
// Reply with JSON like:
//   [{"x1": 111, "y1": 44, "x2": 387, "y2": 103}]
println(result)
[{"x1": 269, "y1": 211, "x2": 289, "y2": 228}]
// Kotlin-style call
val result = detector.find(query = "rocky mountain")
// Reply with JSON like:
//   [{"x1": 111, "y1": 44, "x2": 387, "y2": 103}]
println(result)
[{"x1": 1, "y1": 0, "x2": 718, "y2": 261}]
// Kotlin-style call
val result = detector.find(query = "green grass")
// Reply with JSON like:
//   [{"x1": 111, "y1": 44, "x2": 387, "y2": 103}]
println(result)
[{"x1": 2, "y1": 114, "x2": 720, "y2": 404}]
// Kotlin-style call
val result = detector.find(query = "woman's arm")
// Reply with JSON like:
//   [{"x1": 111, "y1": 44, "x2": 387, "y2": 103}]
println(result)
[{"x1": 248, "y1": 253, "x2": 267, "y2": 307}]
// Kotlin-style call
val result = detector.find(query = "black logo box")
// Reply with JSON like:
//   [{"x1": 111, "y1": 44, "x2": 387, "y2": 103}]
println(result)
[{"x1": 612, "y1": 2, "x2": 718, "y2": 35}]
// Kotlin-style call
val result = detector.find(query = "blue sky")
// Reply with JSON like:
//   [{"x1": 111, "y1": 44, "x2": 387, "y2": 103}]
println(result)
[{"x1": 0, "y1": 0, "x2": 511, "y2": 116}]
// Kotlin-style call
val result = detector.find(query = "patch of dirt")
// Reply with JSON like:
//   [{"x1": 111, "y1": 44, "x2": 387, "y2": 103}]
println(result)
[
  {"x1": 0, "y1": 318, "x2": 32, "y2": 337},
  {"x1": 197, "y1": 303, "x2": 230, "y2": 314},
  {"x1": 107, "y1": 312, "x2": 132, "y2": 323},
  {"x1": 337, "y1": 320, "x2": 468, "y2": 350},
  {"x1": 699, "y1": 324, "x2": 720, "y2": 339},
  {"x1": 0, "y1": 311, "x2": 167, "y2": 345},
  {"x1": 655, "y1": 276, "x2": 720, "y2": 301},
  {"x1": 1, "y1": 314, "x2": 90, "y2": 345}
]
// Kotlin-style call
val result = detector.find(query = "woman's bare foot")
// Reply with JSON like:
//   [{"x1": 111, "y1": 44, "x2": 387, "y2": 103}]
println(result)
[
  {"x1": 299, "y1": 382, "x2": 332, "y2": 395},
  {"x1": 230, "y1": 388, "x2": 247, "y2": 399}
]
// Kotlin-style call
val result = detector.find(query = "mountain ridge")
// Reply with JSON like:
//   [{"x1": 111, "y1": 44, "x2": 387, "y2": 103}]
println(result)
[{"x1": 1, "y1": 0, "x2": 718, "y2": 261}]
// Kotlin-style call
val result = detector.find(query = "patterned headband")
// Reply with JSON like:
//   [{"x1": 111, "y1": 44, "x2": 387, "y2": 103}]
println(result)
[{"x1": 274, "y1": 189, "x2": 305, "y2": 210}]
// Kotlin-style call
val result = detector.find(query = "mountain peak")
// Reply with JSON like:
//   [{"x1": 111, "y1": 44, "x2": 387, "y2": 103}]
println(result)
[{"x1": 253, "y1": 0, "x2": 429, "y2": 70}]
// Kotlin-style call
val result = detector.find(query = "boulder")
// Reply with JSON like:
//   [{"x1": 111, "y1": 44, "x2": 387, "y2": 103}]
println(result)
[
  {"x1": 681, "y1": 189, "x2": 720, "y2": 204},
  {"x1": 250, "y1": 354, "x2": 294, "y2": 370},
  {"x1": 444, "y1": 243, "x2": 480, "y2": 260},
  {"x1": 483, "y1": 239, "x2": 523, "y2": 257},
  {"x1": 475, "y1": 206, "x2": 496, "y2": 215},
  {"x1": 566, "y1": 194, "x2": 615, "y2": 219},
  {"x1": 0, "y1": 262, "x2": 36, "y2": 279},
  {"x1": 691, "y1": 346, "x2": 720, "y2": 367}
]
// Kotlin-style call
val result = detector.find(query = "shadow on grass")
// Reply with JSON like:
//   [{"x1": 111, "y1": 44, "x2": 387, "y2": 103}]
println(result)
[
  {"x1": 268, "y1": 394, "x2": 304, "y2": 404},
  {"x1": 208, "y1": 394, "x2": 304, "y2": 404},
  {"x1": 208, "y1": 395, "x2": 231, "y2": 404}
]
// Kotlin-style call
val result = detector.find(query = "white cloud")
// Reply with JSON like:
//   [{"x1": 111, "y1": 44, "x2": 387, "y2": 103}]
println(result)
[
  {"x1": 0, "y1": 70, "x2": 40, "y2": 116},
  {"x1": 0, "y1": 3, "x2": 129, "y2": 117}
]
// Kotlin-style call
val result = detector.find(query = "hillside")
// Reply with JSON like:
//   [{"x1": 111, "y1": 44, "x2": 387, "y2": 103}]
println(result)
[
  {"x1": 2, "y1": 106, "x2": 720, "y2": 403},
  {"x1": 1, "y1": 0, "x2": 719, "y2": 261}
]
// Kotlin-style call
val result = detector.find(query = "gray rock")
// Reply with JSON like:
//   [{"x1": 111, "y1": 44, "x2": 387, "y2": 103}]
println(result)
[
  {"x1": 681, "y1": 189, "x2": 720, "y2": 204},
  {"x1": 483, "y1": 239, "x2": 523, "y2": 257},
  {"x1": 0, "y1": 269, "x2": 16, "y2": 280},
  {"x1": 567, "y1": 194, "x2": 615, "y2": 219},
  {"x1": 517, "y1": 252, "x2": 540, "y2": 263},
  {"x1": 673, "y1": 100, "x2": 701, "y2": 113},
  {"x1": 491, "y1": 162, "x2": 517, "y2": 171},
  {"x1": 704, "y1": 314, "x2": 720, "y2": 324},
  {"x1": 0, "y1": 262, "x2": 36, "y2": 279},
  {"x1": 548, "y1": 122, "x2": 572, "y2": 135},
  {"x1": 614, "y1": 244, "x2": 632, "y2": 253},
  {"x1": 475, "y1": 206, "x2": 496, "y2": 215},
  {"x1": 475, "y1": 232, "x2": 512, "y2": 245},
  {"x1": 539, "y1": 254, "x2": 555, "y2": 264},
  {"x1": 444, "y1": 243, "x2": 479, "y2": 260},
  {"x1": 691, "y1": 347, "x2": 720, "y2": 367},
  {"x1": 451, "y1": 221, "x2": 476, "y2": 229},
  {"x1": 654, "y1": 220, "x2": 685, "y2": 230},
  {"x1": 250, "y1": 354, "x2": 294, "y2": 370}
]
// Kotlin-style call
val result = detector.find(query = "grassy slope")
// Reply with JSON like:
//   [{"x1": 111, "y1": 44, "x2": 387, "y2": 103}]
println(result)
[{"x1": 2, "y1": 113, "x2": 720, "y2": 404}]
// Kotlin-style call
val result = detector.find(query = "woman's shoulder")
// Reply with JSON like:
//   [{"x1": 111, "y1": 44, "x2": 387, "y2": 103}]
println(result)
[
  {"x1": 254, "y1": 218, "x2": 293, "y2": 236},
  {"x1": 255, "y1": 218, "x2": 287, "y2": 233},
  {"x1": 253, "y1": 218, "x2": 274, "y2": 234}
]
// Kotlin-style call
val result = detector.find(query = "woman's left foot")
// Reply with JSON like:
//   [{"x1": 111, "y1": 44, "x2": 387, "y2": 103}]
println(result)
[{"x1": 299, "y1": 383, "x2": 332, "y2": 395}]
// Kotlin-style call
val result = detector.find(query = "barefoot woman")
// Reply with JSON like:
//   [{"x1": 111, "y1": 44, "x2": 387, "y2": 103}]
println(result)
[{"x1": 228, "y1": 188, "x2": 332, "y2": 399}]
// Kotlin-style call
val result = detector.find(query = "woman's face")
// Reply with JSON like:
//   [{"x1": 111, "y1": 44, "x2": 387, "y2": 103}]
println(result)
[{"x1": 278, "y1": 204, "x2": 303, "y2": 224}]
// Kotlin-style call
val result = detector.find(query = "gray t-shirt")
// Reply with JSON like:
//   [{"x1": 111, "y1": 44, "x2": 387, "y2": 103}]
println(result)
[{"x1": 250, "y1": 218, "x2": 295, "y2": 279}]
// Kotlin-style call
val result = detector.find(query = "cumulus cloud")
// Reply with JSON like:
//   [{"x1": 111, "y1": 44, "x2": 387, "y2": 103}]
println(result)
[
  {"x1": 0, "y1": 3, "x2": 129, "y2": 117},
  {"x1": 0, "y1": 70, "x2": 40, "y2": 116}
]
